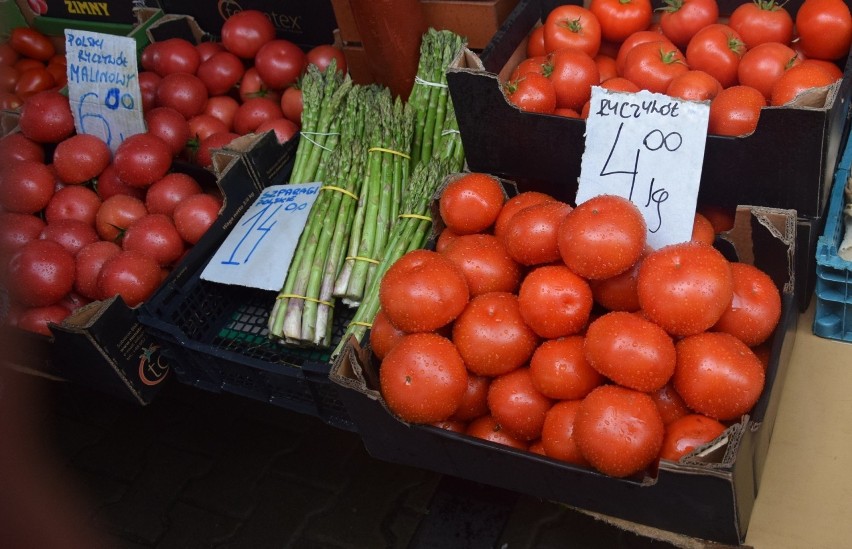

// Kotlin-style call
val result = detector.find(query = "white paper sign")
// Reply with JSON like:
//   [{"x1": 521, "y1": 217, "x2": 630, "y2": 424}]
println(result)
[
  {"x1": 577, "y1": 87, "x2": 710, "y2": 249},
  {"x1": 64, "y1": 30, "x2": 146, "y2": 151},
  {"x1": 201, "y1": 184, "x2": 321, "y2": 291}
]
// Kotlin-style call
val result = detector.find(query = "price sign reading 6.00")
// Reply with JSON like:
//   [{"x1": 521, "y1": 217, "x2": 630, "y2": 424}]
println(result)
[{"x1": 577, "y1": 87, "x2": 710, "y2": 250}]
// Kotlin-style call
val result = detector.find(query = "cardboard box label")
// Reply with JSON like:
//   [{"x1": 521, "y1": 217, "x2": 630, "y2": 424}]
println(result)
[
  {"x1": 578, "y1": 87, "x2": 709, "y2": 249},
  {"x1": 201, "y1": 182, "x2": 320, "y2": 291},
  {"x1": 64, "y1": 29, "x2": 145, "y2": 151}
]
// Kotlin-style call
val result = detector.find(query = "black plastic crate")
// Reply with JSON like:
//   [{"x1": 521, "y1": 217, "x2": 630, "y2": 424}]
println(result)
[{"x1": 141, "y1": 269, "x2": 356, "y2": 431}]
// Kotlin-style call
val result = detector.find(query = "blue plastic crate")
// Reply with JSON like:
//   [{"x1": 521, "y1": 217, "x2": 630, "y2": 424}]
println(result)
[{"x1": 813, "y1": 137, "x2": 852, "y2": 342}]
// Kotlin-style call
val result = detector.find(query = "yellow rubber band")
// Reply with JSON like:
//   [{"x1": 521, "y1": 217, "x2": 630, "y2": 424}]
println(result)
[
  {"x1": 349, "y1": 321, "x2": 373, "y2": 328},
  {"x1": 320, "y1": 185, "x2": 358, "y2": 200},
  {"x1": 398, "y1": 213, "x2": 432, "y2": 222},
  {"x1": 367, "y1": 146, "x2": 411, "y2": 160},
  {"x1": 276, "y1": 293, "x2": 334, "y2": 307},
  {"x1": 345, "y1": 255, "x2": 381, "y2": 265}
]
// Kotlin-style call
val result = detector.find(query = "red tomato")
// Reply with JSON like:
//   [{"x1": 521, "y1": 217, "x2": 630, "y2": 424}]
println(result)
[
  {"x1": 306, "y1": 45, "x2": 347, "y2": 74},
  {"x1": 729, "y1": 0, "x2": 793, "y2": 48},
  {"x1": 450, "y1": 373, "x2": 491, "y2": 422},
  {"x1": 6, "y1": 239, "x2": 75, "y2": 307},
  {"x1": 369, "y1": 309, "x2": 406, "y2": 361},
  {"x1": 795, "y1": 0, "x2": 852, "y2": 60},
  {"x1": 0, "y1": 91, "x2": 22, "y2": 111},
  {"x1": 541, "y1": 400, "x2": 589, "y2": 465},
  {"x1": 204, "y1": 95, "x2": 240, "y2": 130},
  {"x1": 152, "y1": 38, "x2": 201, "y2": 76},
  {"x1": 712, "y1": 262, "x2": 781, "y2": 346},
  {"x1": 0, "y1": 160, "x2": 54, "y2": 214},
  {"x1": 435, "y1": 227, "x2": 460, "y2": 254},
  {"x1": 145, "y1": 107, "x2": 192, "y2": 157},
  {"x1": 659, "y1": 414, "x2": 727, "y2": 461},
  {"x1": 96, "y1": 164, "x2": 146, "y2": 202},
  {"x1": 17, "y1": 304, "x2": 70, "y2": 336},
  {"x1": 674, "y1": 332, "x2": 765, "y2": 420},
  {"x1": 574, "y1": 385, "x2": 665, "y2": 477},
  {"x1": 113, "y1": 133, "x2": 173, "y2": 189},
  {"x1": 195, "y1": 41, "x2": 224, "y2": 62},
  {"x1": 440, "y1": 233, "x2": 522, "y2": 296},
  {"x1": 138, "y1": 71, "x2": 162, "y2": 113},
  {"x1": 504, "y1": 73, "x2": 557, "y2": 114},
  {"x1": 14, "y1": 67, "x2": 54, "y2": 100},
  {"x1": 770, "y1": 61, "x2": 839, "y2": 106},
  {"x1": 510, "y1": 55, "x2": 549, "y2": 81},
  {"x1": 255, "y1": 117, "x2": 299, "y2": 144},
  {"x1": 39, "y1": 219, "x2": 99, "y2": 256},
  {"x1": 140, "y1": 42, "x2": 161, "y2": 72},
  {"x1": 52, "y1": 134, "x2": 111, "y2": 185},
  {"x1": 685, "y1": 24, "x2": 746, "y2": 89},
  {"x1": 280, "y1": 86, "x2": 303, "y2": 125},
  {"x1": 145, "y1": 172, "x2": 202, "y2": 217},
  {"x1": 439, "y1": 172, "x2": 505, "y2": 235},
  {"x1": 233, "y1": 97, "x2": 284, "y2": 135},
  {"x1": 172, "y1": 193, "x2": 222, "y2": 245},
  {"x1": 432, "y1": 419, "x2": 467, "y2": 433},
  {"x1": 378, "y1": 249, "x2": 469, "y2": 332},
  {"x1": 74, "y1": 240, "x2": 122, "y2": 300},
  {"x1": 666, "y1": 69, "x2": 722, "y2": 101},
  {"x1": 527, "y1": 25, "x2": 547, "y2": 58},
  {"x1": 517, "y1": 265, "x2": 593, "y2": 338},
  {"x1": 9, "y1": 27, "x2": 55, "y2": 61},
  {"x1": 589, "y1": 0, "x2": 653, "y2": 43},
  {"x1": 487, "y1": 367, "x2": 553, "y2": 441},
  {"x1": 156, "y1": 72, "x2": 209, "y2": 120},
  {"x1": 465, "y1": 415, "x2": 529, "y2": 450},
  {"x1": 95, "y1": 194, "x2": 148, "y2": 242},
  {"x1": 0, "y1": 133, "x2": 44, "y2": 164},
  {"x1": 254, "y1": 40, "x2": 307, "y2": 90},
  {"x1": 0, "y1": 65, "x2": 19, "y2": 93},
  {"x1": 558, "y1": 194, "x2": 646, "y2": 280},
  {"x1": 196, "y1": 51, "x2": 245, "y2": 96},
  {"x1": 44, "y1": 61, "x2": 67, "y2": 87},
  {"x1": 622, "y1": 40, "x2": 689, "y2": 93},
  {"x1": 637, "y1": 241, "x2": 733, "y2": 337},
  {"x1": 0, "y1": 43, "x2": 19, "y2": 66},
  {"x1": 691, "y1": 212, "x2": 716, "y2": 245},
  {"x1": 651, "y1": 382, "x2": 691, "y2": 425},
  {"x1": 697, "y1": 204, "x2": 736, "y2": 233},
  {"x1": 379, "y1": 332, "x2": 468, "y2": 423},
  {"x1": 659, "y1": 0, "x2": 720, "y2": 49},
  {"x1": 187, "y1": 113, "x2": 229, "y2": 143},
  {"x1": 615, "y1": 29, "x2": 670, "y2": 76},
  {"x1": 584, "y1": 311, "x2": 677, "y2": 392},
  {"x1": 588, "y1": 256, "x2": 643, "y2": 312},
  {"x1": 549, "y1": 48, "x2": 600, "y2": 111},
  {"x1": 19, "y1": 90, "x2": 75, "y2": 144},
  {"x1": 122, "y1": 214, "x2": 185, "y2": 267},
  {"x1": 499, "y1": 200, "x2": 573, "y2": 266},
  {"x1": 220, "y1": 10, "x2": 276, "y2": 60},
  {"x1": 543, "y1": 5, "x2": 602, "y2": 56},
  {"x1": 97, "y1": 250, "x2": 163, "y2": 307},
  {"x1": 452, "y1": 292, "x2": 539, "y2": 377},
  {"x1": 0, "y1": 212, "x2": 45, "y2": 258},
  {"x1": 709, "y1": 85, "x2": 766, "y2": 136},
  {"x1": 529, "y1": 336, "x2": 604, "y2": 400},
  {"x1": 737, "y1": 42, "x2": 800, "y2": 100},
  {"x1": 595, "y1": 54, "x2": 619, "y2": 82},
  {"x1": 239, "y1": 68, "x2": 280, "y2": 102},
  {"x1": 195, "y1": 131, "x2": 240, "y2": 168},
  {"x1": 493, "y1": 191, "x2": 556, "y2": 240}
]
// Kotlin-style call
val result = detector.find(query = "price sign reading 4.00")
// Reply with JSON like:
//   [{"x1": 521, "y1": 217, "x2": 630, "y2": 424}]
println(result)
[{"x1": 577, "y1": 87, "x2": 710, "y2": 250}]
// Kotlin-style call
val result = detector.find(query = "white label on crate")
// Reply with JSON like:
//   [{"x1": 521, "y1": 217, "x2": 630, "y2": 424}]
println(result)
[
  {"x1": 200, "y1": 183, "x2": 321, "y2": 291},
  {"x1": 577, "y1": 87, "x2": 710, "y2": 250},
  {"x1": 64, "y1": 29, "x2": 146, "y2": 151}
]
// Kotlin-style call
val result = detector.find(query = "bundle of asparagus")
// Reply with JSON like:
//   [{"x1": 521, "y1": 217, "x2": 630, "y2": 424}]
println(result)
[
  {"x1": 408, "y1": 29, "x2": 466, "y2": 172},
  {"x1": 333, "y1": 157, "x2": 454, "y2": 357},
  {"x1": 333, "y1": 91, "x2": 415, "y2": 307}
]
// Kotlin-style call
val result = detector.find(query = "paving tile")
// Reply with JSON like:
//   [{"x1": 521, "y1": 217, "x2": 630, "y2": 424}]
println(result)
[
  {"x1": 52, "y1": 382, "x2": 137, "y2": 429},
  {"x1": 181, "y1": 418, "x2": 302, "y2": 519},
  {"x1": 71, "y1": 468, "x2": 130, "y2": 514},
  {"x1": 49, "y1": 414, "x2": 111, "y2": 462},
  {"x1": 158, "y1": 502, "x2": 242, "y2": 549},
  {"x1": 271, "y1": 421, "x2": 363, "y2": 490},
  {"x1": 214, "y1": 472, "x2": 335, "y2": 549},
  {"x1": 93, "y1": 443, "x2": 212, "y2": 545}
]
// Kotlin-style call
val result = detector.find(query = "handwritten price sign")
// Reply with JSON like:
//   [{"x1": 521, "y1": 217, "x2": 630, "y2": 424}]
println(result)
[
  {"x1": 577, "y1": 87, "x2": 710, "y2": 249},
  {"x1": 201, "y1": 184, "x2": 321, "y2": 291},
  {"x1": 64, "y1": 30, "x2": 146, "y2": 151}
]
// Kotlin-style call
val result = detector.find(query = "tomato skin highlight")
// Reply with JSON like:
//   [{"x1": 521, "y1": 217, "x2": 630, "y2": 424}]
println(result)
[{"x1": 659, "y1": 413, "x2": 727, "y2": 461}]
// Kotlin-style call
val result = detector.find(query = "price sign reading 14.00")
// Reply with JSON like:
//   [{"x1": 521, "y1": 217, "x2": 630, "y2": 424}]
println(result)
[{"x1": 577, "y1": 87, "x2": 710, "y2": 250}]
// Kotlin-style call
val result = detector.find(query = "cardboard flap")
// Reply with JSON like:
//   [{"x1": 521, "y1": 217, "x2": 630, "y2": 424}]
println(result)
[{"x1": 145, "y1": 12, "x2": 206, "y2": 44}]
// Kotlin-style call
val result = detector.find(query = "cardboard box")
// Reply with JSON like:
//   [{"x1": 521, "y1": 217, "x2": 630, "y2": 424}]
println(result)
[
  {"x1": 446, "y1": 0, "x2": 852, "y2": 220},
  {"x1": 330, "y1": 203, "x2": 799, "y2": 545},
  {"x1": 332, "y1": 0, "x2": 520, "y2": 50},
  {"x1": 155, "y1": 0, "x2": 337, "y2": 49}
]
